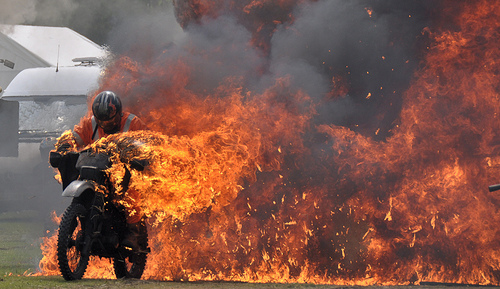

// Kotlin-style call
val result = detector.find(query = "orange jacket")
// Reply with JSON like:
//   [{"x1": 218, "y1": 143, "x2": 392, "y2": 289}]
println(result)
[{"x1": 73, "y1": 112, "x2": 147, "y2": 147}]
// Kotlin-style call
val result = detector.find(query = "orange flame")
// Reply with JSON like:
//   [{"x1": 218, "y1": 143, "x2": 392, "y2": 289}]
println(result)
[{"x1": 37, "y1": 0, "x2": 500, "y2": 285}]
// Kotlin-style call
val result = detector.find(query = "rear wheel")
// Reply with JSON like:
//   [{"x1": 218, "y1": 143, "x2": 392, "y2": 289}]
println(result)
[
  {"x1": 113, "y1": 222, "x2": 148, "y2": 279},
  {"x1": 113, "y1": 251, "x2": 147, "y2": 279},
  {"x1": 57, "y1": 203, "x2": 89, "y2": 281}
]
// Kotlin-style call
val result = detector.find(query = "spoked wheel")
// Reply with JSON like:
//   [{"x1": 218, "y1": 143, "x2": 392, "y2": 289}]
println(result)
[
  {"x1": 113, "y1": 222, "x2": 148, "y2": 279},
  {"x1": 113, "y1": 251, "x2": 147, "y2": 279},
  {"x1": 57, "y1": 203, "x2": 89, "y2": 280}
]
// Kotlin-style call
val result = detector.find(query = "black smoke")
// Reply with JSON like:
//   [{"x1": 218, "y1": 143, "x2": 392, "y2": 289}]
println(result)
[{"x1": 162, "y1": 0, "x2": 443, "y2": 141}]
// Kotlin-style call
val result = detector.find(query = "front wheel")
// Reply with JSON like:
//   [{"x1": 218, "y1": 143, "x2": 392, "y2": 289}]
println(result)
[{"x1": 57, "y1": 203, "x2": 89, "y2": 281}]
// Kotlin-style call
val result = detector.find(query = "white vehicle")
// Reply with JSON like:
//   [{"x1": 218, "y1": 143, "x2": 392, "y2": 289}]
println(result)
[
  {"x1": 0, "y1": 24, "x2": 107, "y2": 223},
  {"x1": 0, "y1": 60, "x2": 103, "y2": 215},
  {"x1": 0, "y1": 59, "x2": 102, "y2": 164}
]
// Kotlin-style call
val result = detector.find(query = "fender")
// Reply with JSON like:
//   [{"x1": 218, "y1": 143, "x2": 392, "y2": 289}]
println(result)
[{"x1": 62, "y1": 180, "x2": 96, "y2": 197}]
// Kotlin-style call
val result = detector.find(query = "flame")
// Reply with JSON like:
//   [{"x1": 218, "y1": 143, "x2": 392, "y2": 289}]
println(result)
[
  {"x1": 365, "y1": 8, "x2": 373, "y2": 18},
  {"x1": 36, "y1": 0, "x2": 500, "y2": 285}
]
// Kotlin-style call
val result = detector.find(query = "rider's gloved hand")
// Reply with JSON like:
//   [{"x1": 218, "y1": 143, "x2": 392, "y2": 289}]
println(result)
[{"x1": 57, "y1": 142, "x2": 71, "y2": 152}]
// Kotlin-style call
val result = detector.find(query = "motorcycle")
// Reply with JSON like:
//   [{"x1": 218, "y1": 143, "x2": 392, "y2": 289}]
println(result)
[{"x1": 49, "y1": 148, "x2": 149, "y2": 280}]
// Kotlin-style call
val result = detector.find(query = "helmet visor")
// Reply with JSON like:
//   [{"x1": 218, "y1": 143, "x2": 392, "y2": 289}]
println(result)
[{"x1": 94, "y1": 107, "x2": 118, "y2": 121}]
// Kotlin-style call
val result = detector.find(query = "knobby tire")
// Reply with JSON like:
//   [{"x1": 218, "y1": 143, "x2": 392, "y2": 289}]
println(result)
[{"x1": 57, "y1": 203, "x2": 89, "y2": 281}]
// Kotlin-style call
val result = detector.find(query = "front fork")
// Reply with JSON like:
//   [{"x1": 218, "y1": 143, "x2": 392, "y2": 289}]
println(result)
[
  {"x1": 89, "y1": 191, "x2": 106, "y2": 235},
  {"x1": 73, "y1": 189, "x2": 107, "y2": 255}
]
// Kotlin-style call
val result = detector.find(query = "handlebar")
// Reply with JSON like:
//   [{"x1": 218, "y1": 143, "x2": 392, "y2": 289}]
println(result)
[{"x1": 489, "y1": 184, "x2": 500, "y2": 192}]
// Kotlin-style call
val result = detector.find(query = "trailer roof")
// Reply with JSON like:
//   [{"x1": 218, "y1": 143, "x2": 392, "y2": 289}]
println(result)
[
  {"x1": 0, "y1": 25, "x2": 108, "y2": 67},
  {"x1": 1, "y1": 66, "x2": 102, "y2": 102}
]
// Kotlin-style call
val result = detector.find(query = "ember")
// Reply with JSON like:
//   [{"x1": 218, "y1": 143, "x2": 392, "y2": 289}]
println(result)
[{"x1": 38, "y1": 0, "x2": 500, "y2": 285}]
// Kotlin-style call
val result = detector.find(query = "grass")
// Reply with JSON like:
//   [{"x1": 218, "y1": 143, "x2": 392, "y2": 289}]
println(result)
[
  {"x1": 0, "y1": 276, "x2": 206, "y2": 289},
  {"x1": 0, "y1": 276, "x2": 197, "y2": 289},
  {"x1": 0, "y1": 275, "x2": 344, "y2": 289},
  {"x1": 0, "y1": 210, "x2": 44, "y2": 276}
]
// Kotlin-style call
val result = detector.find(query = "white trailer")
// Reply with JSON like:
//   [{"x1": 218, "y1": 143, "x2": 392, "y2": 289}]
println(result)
[{"x1": 0, "y1": 61, "x2": 102, "y2": 169}]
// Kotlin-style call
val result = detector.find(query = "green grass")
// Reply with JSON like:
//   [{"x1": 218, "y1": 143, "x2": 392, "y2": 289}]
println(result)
[
  {"x1": 0, "y1": 276, "x2": 178, "y2": 289},
  {"x1": 0, "y1": 276, "x2": 345, "y2": 289},
  {"x1": 0, "y1": 210, "x2": 44, "y2": 276},
  {"x1": 0, "y1": 276, "x2": 183, "y2": 289}
]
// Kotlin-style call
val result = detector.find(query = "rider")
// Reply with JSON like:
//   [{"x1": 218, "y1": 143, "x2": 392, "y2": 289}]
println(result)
[
  {"x1": 72, "y1": 90, "x2": 147, "y2": 147},
  {"x1": 71, "y1": 90, "x2": 147, "y2": 250}
]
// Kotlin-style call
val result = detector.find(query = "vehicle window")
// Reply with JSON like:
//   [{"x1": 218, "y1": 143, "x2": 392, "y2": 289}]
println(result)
[{"x1": 19, "y1": 101, "x2": 87, "y2": 139}]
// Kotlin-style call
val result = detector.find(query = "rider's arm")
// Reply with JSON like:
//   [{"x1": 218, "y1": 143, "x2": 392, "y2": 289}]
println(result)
[
  {"x1": 54, "y1": 130, "x2": 77, "y2": 152},
  {"x1": 129, "y1": 115, "x2": 148, "y2": 131},
  {"x1": 72, "y1": 117, "x2": 94, "y2": 148}
]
